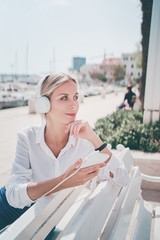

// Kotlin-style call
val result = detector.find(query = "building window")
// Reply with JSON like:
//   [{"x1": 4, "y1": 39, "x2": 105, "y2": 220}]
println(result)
[{"x1": 131, "y1": 64, "x2": 134, "y2": 68}]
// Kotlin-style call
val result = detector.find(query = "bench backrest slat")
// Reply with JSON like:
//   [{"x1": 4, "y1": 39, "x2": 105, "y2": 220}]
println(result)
[
  {"x1": 154, "y1": 206, "x2": 160, "y2": 240},
  {"x1": 119, "y1": 147, "x2": 134, "y2": 170},
  {"x1": 57, "y1": 182, "x2": 122, "y2": 240},
  {"x1": 131, "y1": 197, "x2": 153, "y2": 240},
  {"x1": 31, "y1": 186, "x2": 91, "y2": 240},
  {"x1": 104, "y1": 167, "x2": 142, "y2": 240},
  {"x1": 100, "y1": 167, "x2": 140, "y2": 239},
  {"x1": 54, "y1": 187, "x2": 96, "y2": 236},
  {"x1": 0, "y1": 186, "x2": 86, "y2": 240}
]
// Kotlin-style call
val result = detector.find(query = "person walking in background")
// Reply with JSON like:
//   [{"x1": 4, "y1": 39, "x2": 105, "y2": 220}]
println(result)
[
  {"x1": 0, "y1": 73, "x2": 129, "y2": 231},
  {"x1": 117, "y1": 83, "x2": 136, "y2": 110}
]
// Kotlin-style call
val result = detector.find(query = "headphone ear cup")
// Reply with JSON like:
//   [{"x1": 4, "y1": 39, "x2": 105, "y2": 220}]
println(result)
[{"x1": 35, "y1": 96, "x2": 51, "y2": 113}]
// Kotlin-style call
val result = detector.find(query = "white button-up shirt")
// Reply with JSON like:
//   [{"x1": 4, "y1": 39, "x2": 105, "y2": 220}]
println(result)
[{"x1": 6, "y1": 123, "x2": 129, "y2": 208}]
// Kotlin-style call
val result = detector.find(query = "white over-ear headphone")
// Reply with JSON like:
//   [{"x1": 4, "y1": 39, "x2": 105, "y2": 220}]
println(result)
[{"x1": 35, "y1": 75, "x2": 51, "y2": 113}]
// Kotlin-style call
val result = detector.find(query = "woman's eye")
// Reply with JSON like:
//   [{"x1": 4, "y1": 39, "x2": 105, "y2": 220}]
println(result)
[
  {"x1": 74, "y1": 95, "x2": 79, "y2": 100},
  {"x1": 61, "y1": 96, "x2": 68, "y2": 100},
  {"x1": 60, "y1": 95, "x2": 78, "y2": 101}
]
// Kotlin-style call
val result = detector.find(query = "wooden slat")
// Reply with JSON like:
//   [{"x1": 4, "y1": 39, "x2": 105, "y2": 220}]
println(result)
[
  {"x1": 58, "y1": 182, "x2": 122, "y2": 240},
  {"x1": 119, "y1": 147, "x2": 134, "y2": 170},
  {"x1": 100, "y1": 168, "x2": 137, "y2": 239},
  {"x1": 32, "y1": 187, "x2": 91, "y2": 240},
  {"x1": 130, "y1": 198, "x2": 153, "y2": 240},
  {"x1": 0, "y1": 186, "x2": 85, "y2": 240},
  {"x1": 154, "y1": 207, "x2": 160, "y2": 240},
  {"x1": 51, "y1": 188, "x2": 92, "y2": 239},
  {"x1": 100, "y1": 167, "x2": 142, "y2": 240},
  {"x1": 125, "y1": 197, "x2": 141, "y2": 240}
]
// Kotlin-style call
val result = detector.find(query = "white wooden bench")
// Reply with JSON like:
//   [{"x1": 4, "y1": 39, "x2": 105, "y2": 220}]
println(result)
[{"x1": 0, "y1": 148, "x2": 159, "y2": 240}]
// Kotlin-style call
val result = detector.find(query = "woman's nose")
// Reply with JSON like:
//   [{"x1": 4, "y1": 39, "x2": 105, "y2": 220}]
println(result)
[
  {"x1": 70, "y1": 104, "x2": 76, "y2": 110},
  {"x1": 69, "y1": 100, "x2": 79, "y2": 110}
]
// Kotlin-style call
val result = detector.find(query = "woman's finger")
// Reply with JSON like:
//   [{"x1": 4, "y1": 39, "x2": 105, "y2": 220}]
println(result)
[
  {"x1": 74, "y1": 123, "x2": 84, "y2": 136},
  {"x1": 71, "y1": 121, "x2": 87, "y2": 137},
  {"x1": 70, "y1": 122, "x2": 80, "y2": 136},
  {"x1": 65, "y1": 158, "x2": 82, "y2": 177},
  {"x1": 83, "y1": 162, "x2": 106, "y2": 172},
  {"x1": 66, "y1": 121, "x2": 79, "y2": 135},
  {"x1": 65, "y1": 120, "x2": 89, "y2": 137},
  {"x1": 72, "y1": 123, "x2": 82, "y2": 137},
  {"x1": 86, "y1": 170, "x2": 99, "y2": 180},
  {"x1": 71, "y1": 158, "x2": 83, "y2": 170}
]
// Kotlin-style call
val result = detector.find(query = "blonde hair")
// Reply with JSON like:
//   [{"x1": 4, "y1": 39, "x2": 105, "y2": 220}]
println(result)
[
  {"x1": 39, "y1": 73, "x2": 78, "y2": 120},
  {"x1": 41, "y1": 72, "x2": 78, "y2": 99}
]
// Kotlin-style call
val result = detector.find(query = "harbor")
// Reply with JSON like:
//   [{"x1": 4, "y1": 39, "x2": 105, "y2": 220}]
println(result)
[{"x1": 0, "y1": 82, "x2": 36, "y2": 109}]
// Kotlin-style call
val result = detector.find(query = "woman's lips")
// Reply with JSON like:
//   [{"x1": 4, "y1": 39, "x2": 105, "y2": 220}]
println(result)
[{"x1": 66, "y1": 113, "x2": 76, "y2": 117}]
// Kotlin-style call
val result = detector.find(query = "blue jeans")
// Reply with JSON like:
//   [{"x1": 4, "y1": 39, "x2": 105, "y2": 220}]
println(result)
[
  {"x1": 0, "y1": 187, "x2": 55, "y2": 238},
  {"x1": 0, "y1": 186, "x2": 31, "y2": 230},
  {"x1": 118, "y1": 104, "x2": 126, "y2": 109}
]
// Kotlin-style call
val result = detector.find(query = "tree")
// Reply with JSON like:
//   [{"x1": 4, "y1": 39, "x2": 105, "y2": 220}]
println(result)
[
  {"x1": 90, "y1": 72, "x2": 107, "y2": 82},
  {"x1": 133, "y1": 42, "x2": 142, "y2": 69},
  {"x1": 140, "y1": 0, "x2": 153, "y2": 111},
  {"x1": 113, "y1": 65, "x2": 125, "y2": 81}
]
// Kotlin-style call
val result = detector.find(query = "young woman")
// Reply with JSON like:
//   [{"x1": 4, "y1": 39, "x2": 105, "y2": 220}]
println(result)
[{"x1": 0, "y1": 73, "x2": 129, "y2": 230}]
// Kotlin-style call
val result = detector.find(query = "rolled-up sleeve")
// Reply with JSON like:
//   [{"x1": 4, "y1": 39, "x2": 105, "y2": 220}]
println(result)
[
  {"x1": 5, "y1": 132, "x2": 35, "y2": 208},
  {"x1": 98, "y1": 153, "x2": 130, "y2": 187}
]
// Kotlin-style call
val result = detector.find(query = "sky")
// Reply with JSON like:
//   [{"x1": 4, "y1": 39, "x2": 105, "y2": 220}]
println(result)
[{"x1": 0, "y1": 0, "x2": 142, "y2": 75}]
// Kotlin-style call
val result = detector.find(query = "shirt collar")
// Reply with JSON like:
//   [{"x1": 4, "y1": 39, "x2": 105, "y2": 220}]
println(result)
[
  {"x1": 35, "y1": 122, "x2": 76, "y2": 149},
  {"x1": 63, "y1": 134, "x2": 76, "y2": 151},
  {"x1": 36, "y1": 122, "x2": 46, "y2": 144}
]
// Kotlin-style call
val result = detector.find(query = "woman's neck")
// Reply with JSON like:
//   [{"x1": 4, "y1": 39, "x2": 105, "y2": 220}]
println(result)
[{"x1": 44, "y1": 120, "x2": 69, "y2": 151}]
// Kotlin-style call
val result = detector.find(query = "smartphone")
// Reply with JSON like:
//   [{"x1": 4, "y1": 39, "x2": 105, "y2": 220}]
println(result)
[{"x1": 81, "y1": 151, "x2": 109, "y2": 168}]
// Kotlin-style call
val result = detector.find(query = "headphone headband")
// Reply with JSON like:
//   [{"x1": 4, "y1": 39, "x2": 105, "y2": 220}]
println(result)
[
  {"x1": 35, "y1": 75, "x2": 51, "y2": 114},
  {"x1": 36, "y1": 75, "x2": 50, "y2": 98}
]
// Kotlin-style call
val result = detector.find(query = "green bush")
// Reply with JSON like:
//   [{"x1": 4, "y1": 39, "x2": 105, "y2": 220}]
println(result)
[{"x1": 94, "y1": 110, "x2": 160, "y2": 152}]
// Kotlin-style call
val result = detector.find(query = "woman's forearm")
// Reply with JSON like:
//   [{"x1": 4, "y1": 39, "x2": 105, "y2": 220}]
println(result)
[
  {"x1": 27, "y1": 175, "x2": 64, "y2": 201},
  {"x1": 88, "y1": 131, "x2": 112, "y2": 158},
  {"x1": 27, "y1": 158, "x2": 106, "y2": 201}
]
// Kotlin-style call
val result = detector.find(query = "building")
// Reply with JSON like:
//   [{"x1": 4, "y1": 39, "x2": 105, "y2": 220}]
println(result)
[
  {"x1": 73, "y1": 57, "x2": 86, "y2": 71},
  {"x1": 101, "y1": 58, "x2": 121, "y2": 66},
  {"x1": 121, "y1": 53, "x2": 142, "y2": 82},
  {"x1": 100, "y1": 57, "x2": 121, "y2": 81}
]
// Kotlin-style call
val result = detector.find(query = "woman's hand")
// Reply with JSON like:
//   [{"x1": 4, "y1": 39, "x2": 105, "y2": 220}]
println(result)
[
  {"x1": 65, "y1": 120, "x2": 107, "y2": 151},
  {"x1": 61, "y1": 158, "x2": 106, "y2": 188},
  {"x1": 28, "y1": 159, "x2": 106, "y2": 200},
  {"x1": 65, "y1": 120, "x2": 96, "y2": 141},
  {"x1": 45, "y1": 159, "x2": 106, "y2": 196}
]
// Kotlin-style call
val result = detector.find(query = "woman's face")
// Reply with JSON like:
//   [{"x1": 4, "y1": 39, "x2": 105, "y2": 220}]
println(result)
[{"x1": 48, "y1": 80, "x2": 79, "y2": 124}]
